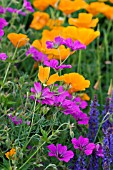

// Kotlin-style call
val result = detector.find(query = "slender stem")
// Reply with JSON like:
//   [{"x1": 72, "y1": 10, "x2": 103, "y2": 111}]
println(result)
[
  {"x1": 19, "y1": 122, "x2": 69, "y2": 170},
  {"x1": 18, "y1": 141, "x2": 46, "y2": 170},
  {"x1": 93, "y1": 112, "x2": 110, "y2": 142},
  {"x1": 3, "y1": 46, "x2": 18, "y2": 84},
  {"x1": 77, "y1": 50, "x2": 82, "y2": 73},
  {"x1": 25, "y1": 99, "x2": 37, "y2": 142}
]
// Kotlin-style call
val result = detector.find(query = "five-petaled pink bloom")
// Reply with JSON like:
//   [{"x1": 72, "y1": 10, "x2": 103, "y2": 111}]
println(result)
[
  {"x1": 47, "y1": 144, "x2": 74, "y2": 162},
  {"x1": 72, "y1": 136, "x2": 95, "y2": 155}
]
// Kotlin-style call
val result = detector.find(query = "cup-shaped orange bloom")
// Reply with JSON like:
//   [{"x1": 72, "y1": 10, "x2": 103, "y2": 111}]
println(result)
[
  {"x1": 30, "y1": 12, "x2": 50, "y2": 30},
  {"x1": 32, "y1": 27, "x2": 72, "y2": 60},
  {"x1": 68, "y1": 13, "x2": 99, "y2": 28},
  {"x1": 61, "y1": 73, "x2": 90, "y2": 92},
  {"x1": 7, "y1": 33, "x2": 29, "y2": 48},
  {"x1": 86, "y1": 2, "x2": 109, "y2": 16},
  {"x1": 62, "y1": 26, "x2": 100, "y2": 45},
  {"x1": 38, "y1": 66, "x2": 60, "y2": 85},
  {"x1": 110, "y1": 0, "x2": 113, "y2": 3},
  {"x1": 5, "y1": 148, "x2": 16, "y2": 159},
  {"x1": 33, "y1": 0, "x2": 58, "y2": 11},
  {"x1": 58, "y1": 0, "x2": 88, "y2": 15}
]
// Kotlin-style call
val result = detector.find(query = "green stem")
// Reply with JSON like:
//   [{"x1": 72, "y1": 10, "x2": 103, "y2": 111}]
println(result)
[
  {"x1": 25, "y1": 99, "x2": 37, "y2": 142},
  {"x1": 93, "y1": 112, "x2": 110, "y2": 142},
  {"x1": 77, "y1": 50, "x2": 82, "y2": 73},
  {"x1": 18, "y1": 141, "x2": 46, "y2": 170},
  {"x1": 3, "y1": 46, "x2": 18, "y2": 84},
  {"x1": 19, "y1": 122, "x2": 69, "y2": 170}
]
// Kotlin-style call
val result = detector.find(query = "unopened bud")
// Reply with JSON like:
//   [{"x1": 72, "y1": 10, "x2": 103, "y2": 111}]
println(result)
[
  {"x1": 94, "y1": 79, "x2": 100, "y2": 90},
  {"x1": 108, "y1": 79, "x2": 112, "y2": 96}
]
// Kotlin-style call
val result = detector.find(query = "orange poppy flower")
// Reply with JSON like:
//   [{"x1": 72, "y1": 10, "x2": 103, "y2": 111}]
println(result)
[
  {"x1": 33, "y1": 0, "x2": 58, "y2": 11},
  {"x1": 38, "y1": 66, "x2": 60, "y2": 85},
  {"x1": 58, "y1": 0, "x2": 88, "y2": 15},
  {"x1": 7, "y1": 33, "x2": 29, "y2": 48},
  {"x1": 110, "y1": 0, "x2": 113, "y2": 3},
  {"x1": 68, "y1": 13, "x2": 99, "y2": 28},
  {"x1": 32, "y1": 27, "x2": 72, "y2": 60},
  {"x1": 30, "y1": 12, "x2": 50, "y2": 30},
  {"x1": 62, "y1": 26, "x2": 100, "y2": 45},
  {"x1": 5, "y1": 148, "x2": 16, "y2": 159},
  {"x1": 86, "y1": 2, "x2": 109, "y2": 16},
  {"x1": 61, "y1": 73, "x2": 90, "y2": 92}
]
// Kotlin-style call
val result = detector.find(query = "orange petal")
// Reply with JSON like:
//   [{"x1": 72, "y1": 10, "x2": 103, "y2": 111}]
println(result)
[
  {"x1": 46, "y1": 73, "x2": 59, "y2": 85},
  {"x1": 38, "y1": 66, "x2": 50, "y2": 84},
  {"x1": 7, "y1": 33, "x2": 29, "y2": 48}
]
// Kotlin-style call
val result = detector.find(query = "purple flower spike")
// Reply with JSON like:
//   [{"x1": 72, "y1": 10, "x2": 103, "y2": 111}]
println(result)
[
  {"x1": 47, "y1": 144, "x2": 74, "y2": 162},
  {"x1": 72, "y1": 136, "x2": 95, "y2": 155},
  {"x1": 23, "y1": 0, "x2": 34, "y2": 12},
  {"x1": 0, "y1": 53, "x2": 8, "y2": 60}
]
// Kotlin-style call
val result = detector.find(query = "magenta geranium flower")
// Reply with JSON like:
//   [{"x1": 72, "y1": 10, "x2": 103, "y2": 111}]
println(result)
[
  {"x1": 95, "y1": 144, "x2": 104, "y2": 158},
  {"x1": 47, "y1": 144, "x2": 74, "y2": 162},
  {"x1": 0, "y1": 53, "x2": 8, "y2": 60},
  {"x1": 72, "y1": 136, "x2": 95, "y2": 155},
  {"x1": 46, "y1": 36, "x2": 86, "y2": 51},
  {"x1": 30, "y1": 82, "x2": 55, "y2": 105},
  {"x1": 23, "y1": 0, "x2": 34, "y2": 12},
  {"x1": 44, "y1": 59, "x2": 72, "y2": 70},
  {"x1": 46, "y1": 36, "x2": 64, "y2": 49}
]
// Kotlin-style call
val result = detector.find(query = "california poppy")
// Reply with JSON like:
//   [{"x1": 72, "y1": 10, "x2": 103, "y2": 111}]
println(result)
[
  {"x1": 86, "y1": 2, "x2": 109, "y2": 16},
  {"x1": 38, "y1": 66, "x2": 60, "y2": 85},
  {"x1": 60, "y1": 73, "x2": 90, "y2": 92},
  {"x1": 32, "y1": 27, "x2": 71, "y2": 60},
  {"x1": 62, "y1": 26, "x2": 100, "y2": 45},
  {"x1": 58, "y1": 0, "x2": 88, "y2": 15},
  {"x1": 7, "y1": 33, "x2": 29, "y2": 48},
  {"x1": 5, "y1": 148, "x2": 16, "y2": 159},
  {"x1": 33, "y1": 0, "x2": 58, "y2": 11},
  {"x1": 68, "y1": 13, "x2": 99, "y2": 28},
  {"x1": 30, "y1": 12, "x2": 50, "y2": 30}
]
